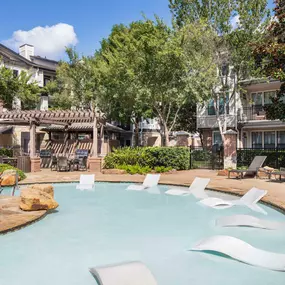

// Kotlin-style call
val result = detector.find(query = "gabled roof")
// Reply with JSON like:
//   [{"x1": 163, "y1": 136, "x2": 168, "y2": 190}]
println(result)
[
  {"x1": 0, "y1": 43, "x2": 33, "y2": 66},
  {"x1": 0, "y1": 43, "x2": 58, "y2": 72}
]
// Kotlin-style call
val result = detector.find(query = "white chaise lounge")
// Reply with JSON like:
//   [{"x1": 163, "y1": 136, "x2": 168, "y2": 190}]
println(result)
[
  {"x1": 89, "y1": 261, "x2": 157, "y2": 285},
  {"x1": 76, "y1": 174, "x2": 95, "y2": 190},
  {"x1": 127, "y1": 174, "x2": 161, "y2": 191},
  {"x1": 191, "y1": 235, "x2": 285, "y2": 271},
  {"x1": 198, "y1": 187, "x2": 267, "y2": 214},
  {"x1": 216, "y1": 215, "x2": 285, "y2": 230},
  {"x1": 165, "y1": 177, "x2": 210, "y2": 198}
]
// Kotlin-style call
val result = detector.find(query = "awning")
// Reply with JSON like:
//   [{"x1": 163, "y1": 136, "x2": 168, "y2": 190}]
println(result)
[{"x1": 0, "y1": 126, "x2": 13, "y2": 134}]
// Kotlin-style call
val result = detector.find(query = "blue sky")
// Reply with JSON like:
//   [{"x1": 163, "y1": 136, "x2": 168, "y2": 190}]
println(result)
[{"x1": 0, "y1": 0, "x2": 274, "y2": 60}]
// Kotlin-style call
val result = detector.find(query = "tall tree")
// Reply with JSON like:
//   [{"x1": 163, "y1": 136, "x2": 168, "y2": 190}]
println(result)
[
  {"x1": 170, "y1": 0, "x2": 269, "y2": 144},
  {"x1": 96, "y1": 18, "x2": 214, "y2": 146},
  {"x1": 253, "y1": 0, "x2": 285, "y2": 120}
]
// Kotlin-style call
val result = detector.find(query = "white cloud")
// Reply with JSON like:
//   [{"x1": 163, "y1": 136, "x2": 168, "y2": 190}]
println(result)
[
  {"x1": 231, "y1": 15, "x2": 240, "y2": 29},
  {"x1": 3, "y1": 23, "x2": 78, "y2": 60}
]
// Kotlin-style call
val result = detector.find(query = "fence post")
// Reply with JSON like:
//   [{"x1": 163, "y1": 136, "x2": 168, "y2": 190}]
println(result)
[{"x1": 189, "y1": 146, "x2": 192, "y2": 169}]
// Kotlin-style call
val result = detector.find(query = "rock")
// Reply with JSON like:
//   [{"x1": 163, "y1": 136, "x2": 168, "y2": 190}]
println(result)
[
  {"x1": 19, "y1": 188, "x2": 58, "y2": 211},
  {"x1": 1, "y1": 169, "x2": 17, "y2": 176},
  {"x1": 27, "y1": 184, "x2": 54, "y2": 198},
  {"x1": 0, "y1": 174, "x2": 16, "y2": 186},
  {"x1": 102, "y1": 169, "x2": 127, "y2": 174}
]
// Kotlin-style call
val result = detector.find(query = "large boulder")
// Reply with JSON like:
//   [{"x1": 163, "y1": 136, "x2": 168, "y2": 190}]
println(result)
[
  {"x1": 20, "y1": 188, "x2": 58, "y2": 211},
  {"x1": 0, "y1": 170, "x2": 17, "y2": 186},
  {"x1": 27, "y1": 184, "x2": 54, "y2": 198}
]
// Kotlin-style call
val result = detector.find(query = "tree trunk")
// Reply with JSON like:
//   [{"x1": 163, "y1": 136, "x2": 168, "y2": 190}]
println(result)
[
  {"x1": 133, "y1": 120, "x2": 140, "y2": 147},
  {"x1": 160, "y1": 121, "x2": 170, "y2": 147}
]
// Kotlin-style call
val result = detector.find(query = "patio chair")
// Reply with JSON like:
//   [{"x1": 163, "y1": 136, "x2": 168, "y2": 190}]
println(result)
[
  {"x1": 89, "y1": 261, "x2": 157, "y2": 285},
  {"x1": 198, "y1": 187, "x2": 268, "y2": 214},
  {"x1": 165, "y1": 177, "x2": 210, "y2": 198},
  {"x1": 78, "y1": 156, "x2": 88, "y2": 171},
  {"x1": 216, "y1": 214, "x2": 285, "y2": 230},
  {"x1": 228, "y1": 156, "x2": 267, "y2": 179},
  {"x1": 51, "y1": 155, "x2": 58, "y2": 171},
  {"x1": 57, "y1": 157, "x2": 70, "y2": 172},
  {"x1": 127, "y1": 174, "x2": 161, "y2": 191},
  {"x1": 76, "y1": 174, "x2": 95, "y2": 190},
  {"x1": 191, "y1": 235, "x2": 285, "y2": 271}
]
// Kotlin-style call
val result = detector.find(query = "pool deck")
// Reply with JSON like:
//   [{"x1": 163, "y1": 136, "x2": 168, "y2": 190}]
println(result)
[{"x1": 1, "y1": 169, "x2": 285, "y2": 234}]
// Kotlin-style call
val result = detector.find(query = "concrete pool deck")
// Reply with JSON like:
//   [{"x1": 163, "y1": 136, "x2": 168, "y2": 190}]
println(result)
[{"x1": 1, "y1": 169, "x2": 285, "y2": 234}]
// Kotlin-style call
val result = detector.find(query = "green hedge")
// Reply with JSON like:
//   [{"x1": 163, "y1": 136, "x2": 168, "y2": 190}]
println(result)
[
  {"x1": 0, "y1": 148, "x2": 13, "y2": 157},
  {"x1": 0, "y1": 164, "x2": 26, "y2": 181},
  {"x1": 237, "y1": 149, "x2": 285, "y2": 169},
  {"x1": 104, "y1": 147, "x2": 190, "y2": 171}
]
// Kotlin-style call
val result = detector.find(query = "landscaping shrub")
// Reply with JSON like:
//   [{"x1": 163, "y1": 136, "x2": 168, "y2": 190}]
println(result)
[
  {"x1": 154, "y1": 166, "x2": 172, "y2": 173},
  {"x1": 104, "y1": 147, "x2": 190, "y2": 172},
  {"x1": 237, "y1": 149, "x2": 285, "y2": 169},
  {"x1": 0, "y1": 147, "x2": 13, "y2": 157},
  {"x1": 116, "y1": 164, "x2": 152, "y2": 175},
  {"x1": 0, "y1": 164, "x2": 26, "y2": 180}
]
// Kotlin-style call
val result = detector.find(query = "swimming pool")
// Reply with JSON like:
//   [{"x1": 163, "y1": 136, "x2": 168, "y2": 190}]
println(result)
[{"x1": 0, "y1": 183, "x2": 285, "y2": 285}]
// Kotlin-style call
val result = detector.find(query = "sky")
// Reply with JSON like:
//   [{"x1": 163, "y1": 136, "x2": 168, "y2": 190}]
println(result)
[{"x1": 0, "y1": 0, "x2": 275, "y2": 61}]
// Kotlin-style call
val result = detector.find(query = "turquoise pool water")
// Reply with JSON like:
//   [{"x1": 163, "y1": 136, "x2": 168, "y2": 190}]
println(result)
[{"x1": 1, "y1": 183, "x2": 285, "y2": 285}]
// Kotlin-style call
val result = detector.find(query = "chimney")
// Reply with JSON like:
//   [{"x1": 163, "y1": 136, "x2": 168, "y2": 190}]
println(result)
[{"x1": 19, "y1": 44, "x2": 34, "y2": 60}]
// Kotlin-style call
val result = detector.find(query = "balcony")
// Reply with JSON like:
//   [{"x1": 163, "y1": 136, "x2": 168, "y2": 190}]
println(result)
[
  {"x1": 197, "y1": 114, "x2": 236, "y2": 129},
  {"x1": 238, "y1": 105, "x2": 268, "y2": 122}
]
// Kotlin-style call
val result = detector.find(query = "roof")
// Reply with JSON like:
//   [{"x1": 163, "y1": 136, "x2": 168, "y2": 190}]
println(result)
[
  {"x1": 240, "y1": 78, "x2": 280, "y2": 86},
  {"x1": 0, "y1": 43, "x2": 58, "y2": 72},
  {"x1": 41, "y1": 122, "x2": 127, "y2": 133},
  {"x1": 0, "y1": 110, "x2": 103, "y2": 126}
]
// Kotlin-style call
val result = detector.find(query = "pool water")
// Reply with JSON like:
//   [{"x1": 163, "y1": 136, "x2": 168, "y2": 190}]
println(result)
[{"x1": 1, "y1": 183, "x2": 285, "y2": 285}]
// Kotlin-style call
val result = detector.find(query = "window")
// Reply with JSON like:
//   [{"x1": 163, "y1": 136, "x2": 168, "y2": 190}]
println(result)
[
  {"x1": 207, "y1": 95, "x2": 229, "y2": 116},
  {"x1": 13, "y1": 70, "x2": 18, "y2": 77},
  {"x1": 251, "y1": 92, "x2": 262, "y2": 106},
  {"x1": 264, "y1": 91, "x2": 275, "y2": 105},
  {"x1": 277, "y1": 132, "x2": 285, "y2": 149},
  {"x1": 44, "y1": 76, "x2": 51, "y2": 86},
  {"x1": 264, "y1": 132, "x2": 275, "y2": 149},
  {"x1": 252, "y1": 132, "x2": 262, "y2": 149},
  {"x1": 213, "y1": 131, "x2": 223, "y2": 146}
]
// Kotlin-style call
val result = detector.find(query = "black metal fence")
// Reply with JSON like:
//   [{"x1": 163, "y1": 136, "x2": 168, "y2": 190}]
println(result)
[
  {"x1": 237, "y1": 148, "x2": 285, "y2": 169},
  {"x1": 190, "y1": 146, "x2": 224, "y2": 170}
]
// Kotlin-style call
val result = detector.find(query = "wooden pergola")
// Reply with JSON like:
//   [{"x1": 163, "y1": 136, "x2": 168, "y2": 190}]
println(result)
[{"x1": 0, "y1": 110, "x2": 105, "y2": 171}]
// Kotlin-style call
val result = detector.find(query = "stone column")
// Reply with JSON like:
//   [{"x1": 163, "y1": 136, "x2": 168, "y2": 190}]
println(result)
[
  {"x1": 89, "y1": 114, "x2": 103, "y2": 172},
  {"x1": 223, "y1": 129, "x2": 237, "y2": 169},
  {"x1": 29, "y1": 121, "x2": 40, "y2": 172}
]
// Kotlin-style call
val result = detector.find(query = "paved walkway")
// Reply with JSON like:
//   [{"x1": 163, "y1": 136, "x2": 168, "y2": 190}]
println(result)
[{"x1": 22, "y1": 169, "x2": 285, "y2": 211}]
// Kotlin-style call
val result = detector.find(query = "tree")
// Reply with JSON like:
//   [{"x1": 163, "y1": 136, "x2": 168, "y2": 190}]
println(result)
[
  {"x1": 170, "y1": 0, "x2": 269, "y2": 144},
  {"x1": 0, "y1": 65, "x2": 40, "y2": 110},
  {"x1": 94, "y1": 24, "x2": 152, "y2": 146},
  {"x1": 48, "y1": 47, "x2": 97, "y2": 111},
  {"x1": 253, "y1": 0, "x2": 285, "y2": 120},
  {"x1": 96, "y1": 18, "x2": 214, "y2": 146}
]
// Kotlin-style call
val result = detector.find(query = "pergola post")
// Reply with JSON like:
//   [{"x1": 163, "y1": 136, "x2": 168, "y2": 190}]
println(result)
[
  {"x1": 30, "y1": 121, "x2": 40, "y2": 172},
  {"x1": 92, "y1": 115, "x2": 98, "y2": 157},
  {"x1": 100, "y1": 125, "x2": 105, "y2": 156},
  {"x1": 89, "y1": 112, "x2": 102, "y2": 172}
]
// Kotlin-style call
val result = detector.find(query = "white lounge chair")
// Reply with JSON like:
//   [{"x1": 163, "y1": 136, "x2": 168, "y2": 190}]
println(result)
[
  {"x1": 198, "y1": 187, "x2": 267, "y2": 214},
  {"x1": 216, "y1": 215, "x2": 285, "y2": 230},
  {"x1": 89, "y1": 261, "x2": 157, "y2": 285},
  {"x1": 165, "y1": 177, "x2": 210, "y2": 198},
  {"x1": 76, "y1": 174, "x2": 95, "y2": 190},
  {"x1": 191, "y1": 235, "x2": 285, "y2": 271},
  {"x1": 127, "y1": 174, "x2": 161, "y2": 191}
]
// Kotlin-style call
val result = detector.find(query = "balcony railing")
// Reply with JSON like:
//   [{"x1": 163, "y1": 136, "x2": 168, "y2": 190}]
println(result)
[{"x1": 238, "y1": 105, "x2": 269, "y2": 122}]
